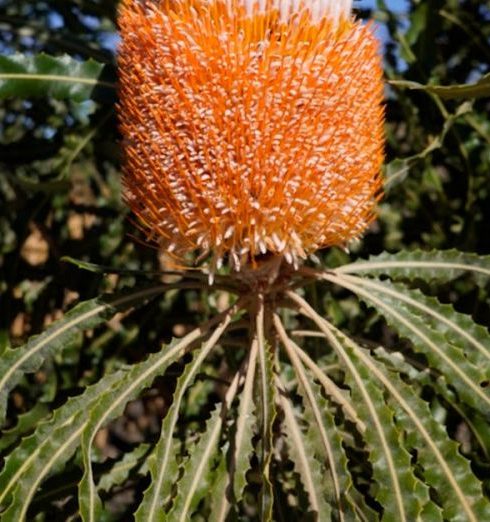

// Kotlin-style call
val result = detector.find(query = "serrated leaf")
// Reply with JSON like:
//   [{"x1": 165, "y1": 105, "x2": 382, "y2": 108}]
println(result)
[
  {"x1": 0, "y1": 53, "x2": 114, "y2": 102},
  {"x1": 350, "y1": 277, "x2": 490, "y2": 372},
  {"x1": 329, "y1": 275, "x2": 490, "y2": 415},
  {"x1": 274, "y1": 315, "x2": 354, "y2": 519},
  {"x1": 78, "y1": 328, "x2": 207, "y2": 522},
  {"x1": 287, "y1": 291, "x2": 434, "y2": 522},
  {"x1": 375, "y1": 346, "x2": 490, "y2": 459},
  {"x1": 0, "y1": 285, "x2": 166, "y2": 425},
  {"x1": 0, "y1": 370, "x2": 123, "y2": 519},
  {"x1": 167, "y1": 365, "x2": 244, "y2": 521},
  {"x1": 0, "y1": 402, "x2": 50, "y2": 451},
  {"x1": 208, "y1": 454, "x2": 230, "y2": 522},
  {"x1": 277, "y1": 376, "x2": 332, "y2": 520},
  {"x1": 61, "y1": 257, "x2": 238, "y2": 288},
  {"x1": 135, "y1": 317, "x2": 231, "y2": 522},
  {"x1": 331, "y1": 336, "x2": 440, "y2": 522},
  {"x1": 97, "y1": 443, "x2": 151, "y2": 494},
  {"x1": 167, "y1": 406, "x2": 226, "y2": 521},
  {"x1": 336, "y1": 249, "x2": 490, "y2": 286},
  {"x1": 327, "y1": 323, "x2": 488, "y2": 522},
  {"x1": 365, "y1": 350, "x2": 489, "y2": 521},
  {"x1": 303, "y1": 378, "x2": 358, "y2": 518},
  {"x1": 294, "y1": 347, "x2": 366, "y2": 432},
  {"x1": 256, "y1": 338, "x2": 277, "y2": 521},
  {"x1": 231, "y1": 336, "x2": 258, "y2": 504}
]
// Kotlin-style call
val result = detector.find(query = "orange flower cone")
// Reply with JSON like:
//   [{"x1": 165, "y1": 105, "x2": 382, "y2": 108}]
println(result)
[{"x1": 118, "y1": 0, "x2": 384, "y2": 273}]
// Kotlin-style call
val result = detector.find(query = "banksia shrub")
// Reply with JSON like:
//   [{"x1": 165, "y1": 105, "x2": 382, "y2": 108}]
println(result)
[{"x1": 1, "y1": 1, "x2": 490, "y2": 521}]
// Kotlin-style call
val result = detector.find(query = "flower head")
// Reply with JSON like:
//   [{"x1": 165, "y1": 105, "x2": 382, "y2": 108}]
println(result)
[{"x1": 118, "y1": 0, "x2": 384, "y2": 272}]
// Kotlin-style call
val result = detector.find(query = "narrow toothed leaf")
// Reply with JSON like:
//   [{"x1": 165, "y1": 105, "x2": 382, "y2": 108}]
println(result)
[
  {"x1": 294, "y1": 346, "x2": 366, "y2": 432},
  {"x1": 0, "y1": 402, "x2": 50, "y2": 451},
  {"x1": 332, "y1": 336, "x2": 440, "y2": 522},
  {"x1": 135, "y1": 317, "x2": 230, "y2": 522},
  {"x1": 302, "y1": 377, "x2": 357, "y2": 519},
  {"x1": 79, "y1": 331, "x2": 205, "y2": 522},
  {"x1": 287, "y1": 292, "x2": 434, "y2": 522},
  {"x1": 336, "y1": 249, "x2": 490, "y2": 286},
  {"x1": 167, "y1": 405, "x2": 226, "y2": 521},
  {"x1": 256, "y1": 340, "x2": 277, "y2": 521},
  {"x1": 208, "y1": 454, "x2": 230, "y2": 522},
  {"x1": 331, "y1": 275, "x2": 490, "y2": 414},
  {"x1": 327, "y1": 325, "x2": 488, "y2": 522},
  {"x1": 368, "y1": 353, "x2": 489, "y2": 521},
  {"x1": 374, "y1": 346, "x2": 490, "y2": 458},
  {"x1": 171, "y1": 370, "x2": 241, "y2": 521},
  {"x1": 350, "y1": 278, "x2": 490, "y2": 373},
  {"x1": 231, "y1": 338, "x2": 258, "y2": 505},
  {"x1": 206, "y1": 336, "x2": 259, "y2": 520},
  {"x1": 0, "y1": 285, "x2": 166, "y2": 425},
  {"x1": 277, "y1": 378, "x2": 332, "y2": 520},
  {"x1": 0, "y1": 370, "x2": 123, "y2": 518},
  {"x1": 274, "y1": 315, "x2": 355, "y2": 519},
  {"x1": 97, "y1": 443, "x2": 151, "y2": 494}
]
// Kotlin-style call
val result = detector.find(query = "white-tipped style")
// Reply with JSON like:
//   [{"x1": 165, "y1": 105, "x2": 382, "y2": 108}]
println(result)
[{"x1": 240, "y1": 0, "x2": 352, "y2": 23}]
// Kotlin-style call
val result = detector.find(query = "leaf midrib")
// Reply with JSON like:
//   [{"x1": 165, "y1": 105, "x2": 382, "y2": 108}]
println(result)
[{"x1": 0, "y1": 72, "x2": 115, "y2": 89}]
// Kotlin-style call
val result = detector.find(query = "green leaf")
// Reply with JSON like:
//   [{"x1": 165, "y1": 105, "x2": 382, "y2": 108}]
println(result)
[
  {"x1": 303, "y1": 378, "x2": 357, "y2": 519},
  {"x1": 336, "y1": 249, "x2": 490, "y2": 286},
  {"x1": 350, "y1": 277, "x2": 490, "y2": 373},
  {"x1": 0, "y1": 402, "x2": 50, "y2": 451},
  {"x1": 135, "y1": 317, "x2": 231, "y2": 522},
  {"x1": 341, "y1": 355, "x2": 430, "y2": 521},
  {"x1": 274, "y1": 315, "x2": 354, "y2": 518},
  {"x1": 208, "y1": 455, "x2": 230, "y2": 522},
  {"x1": 78, "y1": 329, "x2": 206, "y2": 522},
  {"x1": 369, "y1": 351, "x2": 489, "y2": 521},
  {"x1": 330, "y1": 275, "x2": 490, "y2": 415},
  {"x1": 375, "y1": 346, "x2": 490, "y2": 460},
  {"x1": 256, "y1": 339, "x2": 277, "y2": 521},
  {"x1": 0, "y1": 370, "x2": 123, "y2": 519},
  {"x1": 294, "y1": 347, "x2": 366, "y2": 432},
  {"x1": 337, "y1": 343, "x2": 441, "y2": 522},
  {"x1": 0, "y1": 284, "x2": 166, "y2": 425},
  {"x1": 61, "y1": 256, "x2": 172, "y2": 277},
  {"x1": 287, "y1": 292, "x2": 435, "y2": 522},
  {"x1": 277, "y1": 376, "x2": 332, "y2": 520},
  {"x1": 167, "y1": 405, "x2": 227, "y2": 521},
  {"x1": 390, "y1": 73, "x2": 490, "y2": 99},
  {"x1": 230, "y1": 337, "x2": 258, "y2": 505},
  {"x1": 61, "y1": 256, "x2": 238, "y2": 288},
  {"x1": 0, "y1": 53, "x2": 114, "y2": 102},
  {"x1": 97, "y1": 443, "x2": 151, "y2": 494},
  {"x1": 168, "y1": 344, "x2": 253, "y2": 521},
  {"x1": 319, "y1": 324, "x2": 442, "y2": 521}
]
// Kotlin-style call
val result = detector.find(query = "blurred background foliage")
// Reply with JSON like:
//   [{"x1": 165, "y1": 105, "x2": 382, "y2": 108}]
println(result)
[{"x1": 0, "y1": 0, "x2": 489, "y2": 518}]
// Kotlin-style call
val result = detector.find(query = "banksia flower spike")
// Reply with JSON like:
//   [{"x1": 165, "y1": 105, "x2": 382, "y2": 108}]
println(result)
[{"x1": 118, "y1": 0, "x2": 384, "y2": 275}]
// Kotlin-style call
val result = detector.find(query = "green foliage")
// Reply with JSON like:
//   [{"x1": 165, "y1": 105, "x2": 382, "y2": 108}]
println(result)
[
  {"x1": 337, "y1": 248, "x2": 490, "y2": 285},
  {"x1": 1, "y1": 1, "x2": 490, "y2": 520},
  {"x1": 0, "y1": 54, "x2": 113, "y2": 102},
  {"x1": 391, "y1": 73, "x2": 490, "y2": 100},
  {"x1": 0, "y1": 285, "x2": 166, "y2": 423}
]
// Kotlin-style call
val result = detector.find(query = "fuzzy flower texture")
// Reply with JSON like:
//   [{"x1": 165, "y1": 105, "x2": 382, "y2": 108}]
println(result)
[{"x1": 118, "y1": 0, "x2": 384, "y2": 273}]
